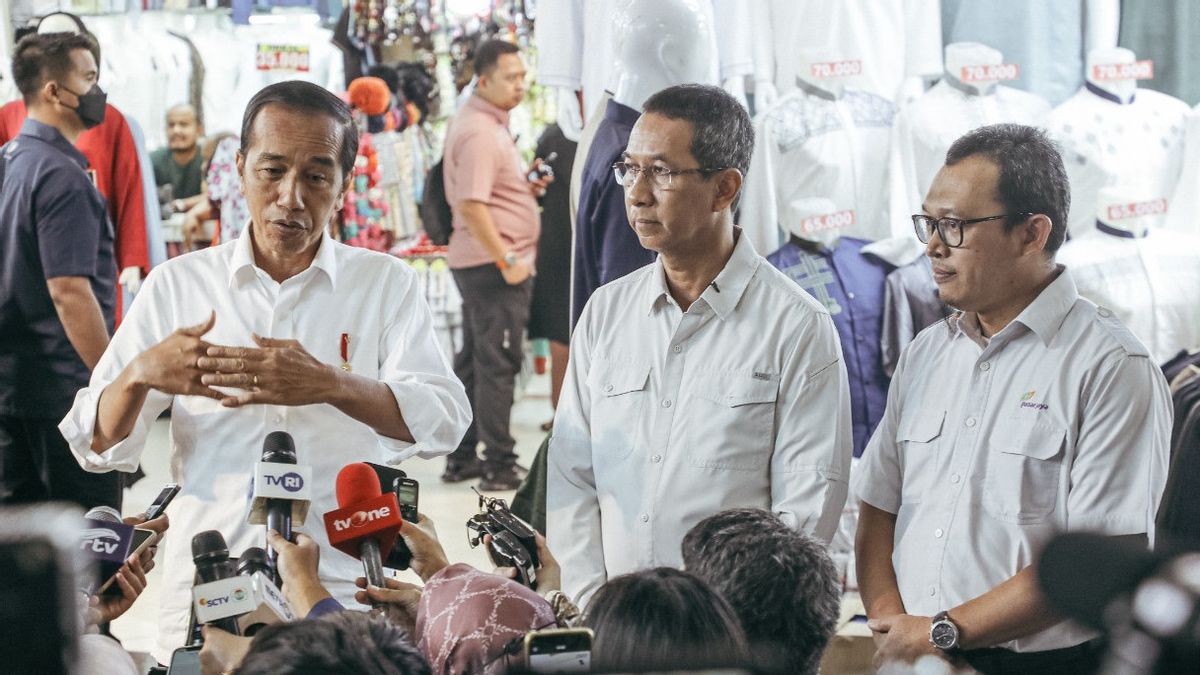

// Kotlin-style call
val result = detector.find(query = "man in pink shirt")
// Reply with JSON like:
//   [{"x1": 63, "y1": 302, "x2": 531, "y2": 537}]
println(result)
[{"x1": 442, "y1": 40, "x2": 551, "y2": 490}]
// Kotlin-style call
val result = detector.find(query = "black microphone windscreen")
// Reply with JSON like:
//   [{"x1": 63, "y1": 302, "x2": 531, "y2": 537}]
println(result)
[
  {"x1": 1037, "y1": 532, "x2": 1165, "y2": 629},
  {"x1": 237, "y1": 547, "x2": 271, "y2": 576},
  {"x1": 192, "y1": 530, "x2": 230, "y2": 565},
  {"x1": 84, "y1": 506, "x2": 122, "y2": 523},
  {"x1": 262, "y1": 431, "x2": 297, "y2": 464}
]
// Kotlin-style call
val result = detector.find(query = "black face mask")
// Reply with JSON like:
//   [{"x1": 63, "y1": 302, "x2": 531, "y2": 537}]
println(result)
[{"x1": 58, "y1": 83, "x2": 107, "y2": 129}]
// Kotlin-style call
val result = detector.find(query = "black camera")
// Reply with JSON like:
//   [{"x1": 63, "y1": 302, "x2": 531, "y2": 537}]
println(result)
[{"x1": 466, "y1": 488, "x2": 540, "y2": 588}]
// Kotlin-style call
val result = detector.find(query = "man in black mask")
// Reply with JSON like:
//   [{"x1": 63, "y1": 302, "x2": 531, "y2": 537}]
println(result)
[{"x1": 0, "y1": 32, "x2": 119, "y2": 510}]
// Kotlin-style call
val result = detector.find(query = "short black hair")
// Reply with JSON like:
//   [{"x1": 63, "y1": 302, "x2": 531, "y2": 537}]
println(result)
[
  {"x1": 944, "y1": 123, "x2": 1070, "y2": 254},
  {"x1": 682, "y1": 509, "x2": 841, "y2": 675},
  {"x1": 239, "y1": 80, "x2": 359, "y2": 180},
  {"x1": 12, "y1": 32, "x2": 98, "y2": 103},
  {"x1": 472, "y1": 39, "x2": 520, "y2": 78},
  {"x1": 642, "y1": 83, "x2": 755, "y2": 178},
  {"x1": 367, "y1": 64, "x2": 402, "y2": 97},
  {"x1": 583, "y1": 567, "x2": 751, "y2": 671},
  {"x1": 234, "y1": 611, "x2": 430, "y2": 675}
]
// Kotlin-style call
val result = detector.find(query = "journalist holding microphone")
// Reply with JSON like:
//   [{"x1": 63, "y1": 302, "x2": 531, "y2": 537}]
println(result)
[{"x1": 58, "y1": 80, "x2": 471, "y2": 663}]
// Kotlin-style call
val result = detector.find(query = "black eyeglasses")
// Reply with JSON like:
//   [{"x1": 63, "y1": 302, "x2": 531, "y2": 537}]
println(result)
[
  {"x1": 912, "y1": 212, "x2": 1033, "y2": 248},
  {"x1": 612, "y1": 162, "x2": 730, "y2": 191}
]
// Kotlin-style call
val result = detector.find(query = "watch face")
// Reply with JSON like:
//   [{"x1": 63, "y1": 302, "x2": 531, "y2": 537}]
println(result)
[{"x1": 931, "y1": 621, "x2": 958, "y2": 649}]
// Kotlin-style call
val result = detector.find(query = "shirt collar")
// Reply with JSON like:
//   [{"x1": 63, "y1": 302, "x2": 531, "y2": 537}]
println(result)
[
  {"x1": 796, "y1": 78, "x2": 839, "y2": 102},
  {"x1": 19, "y1": 118, "x2": 89, "y2": 168},
  {"x1": 229, "y1": 224, "x2": 339, "y2": 291},
  {"x1": 1085, "y1": 81, "x2": 1135, "y2": 105},
  {"x1": 642, "y1": 229, "x2": 761, "y2": 320},
  {"x1": 465, "y1": 93, "x2": 510, "y2": 127},
  {"x1": 949, "y1": 266, "x2": 1078, "y2": 348},
  {"x1": 605, "y1": 98, "x2": 642, "y2": 127}
]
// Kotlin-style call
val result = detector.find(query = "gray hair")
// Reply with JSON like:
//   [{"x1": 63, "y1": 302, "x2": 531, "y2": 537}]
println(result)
[{"x1": 642, "y1": 83, "x2": 755, "y2": 178}]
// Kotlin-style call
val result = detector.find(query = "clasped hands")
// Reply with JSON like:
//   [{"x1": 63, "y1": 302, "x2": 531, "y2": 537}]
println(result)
[{"x1": 131, "y1": 311, "x2": 336, "y2": 408}]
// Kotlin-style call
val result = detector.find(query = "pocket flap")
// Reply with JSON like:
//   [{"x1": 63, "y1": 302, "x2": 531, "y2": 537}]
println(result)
[
  {"x1": 693, "y1": 372, "x2": 780, "y2": 407},
  {"x1": 591, "y1": 362, "x2": 651, "y2": 397},
  {"x1": 899, "y1": 408, "x2": 945, "y2": 443},
  {"x1": 997, "y1": 420, "x2": 1066, "y2": 460}
]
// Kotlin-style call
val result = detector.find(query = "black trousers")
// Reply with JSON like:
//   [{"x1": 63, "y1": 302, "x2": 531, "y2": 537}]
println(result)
[
  {"x1": 961, "y1": 638, "x2": 1107, "y2": 675},
  {"x1": 0, "y1": 414, "x2": 122, "y2": 511},
  {"x1": 448, "y1": 264, "x2": 533, "y2": 471}
]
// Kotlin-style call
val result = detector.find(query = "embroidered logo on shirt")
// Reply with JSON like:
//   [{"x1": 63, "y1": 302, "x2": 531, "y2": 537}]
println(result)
[
  {"x1": 752, "y1": 372, "x2": 772, "y2": 381},
  {"x1": 1019, "y1": 390, "x2": 1049, "y2": 411}
]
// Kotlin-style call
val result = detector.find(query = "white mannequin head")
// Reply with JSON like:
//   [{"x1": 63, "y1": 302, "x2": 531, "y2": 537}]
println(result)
[
  {"x1": 944, "y1": 42, "x2": 1003, "y2": 95},
  {"x1": 610, "y1": 0, "x2": 717, "y2": 110},
  {"x1": 1086, "y1": 47, "x2": 1137, "y2": 103},
  {"x1": 794, "y1": 47, "x2": 847, "y2": 100}
]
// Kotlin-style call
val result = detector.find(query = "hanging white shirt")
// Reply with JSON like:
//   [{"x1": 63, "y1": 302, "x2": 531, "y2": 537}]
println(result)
[
  {"x1": 765, "y1": 0, "x2": 943, "y2": 102},
  {"x1": 854, "y1": 268, "x2": 1171, "y2": 653},
  {"x1": 59, "y1": 231, "x2": 471, "y2": 663},
  {"x1": 1058, "y1": 226, "x2": 1200, "y2": 364},
  {"x1": 888, "y1": 79, "x2": 1051, "y2": 236},
  {"x1": 1166, "y1": 104, "x2": 1200, "y2": 235},
  {"x1": 1045, "y1": 85, "x2": 1189, "y2": 239},
  {"x1": 548, "y1": 231, "x2": 853, "y2": 606},
  {"x1": 740, "y1": 84, "x2": 897, "y2": 255}
]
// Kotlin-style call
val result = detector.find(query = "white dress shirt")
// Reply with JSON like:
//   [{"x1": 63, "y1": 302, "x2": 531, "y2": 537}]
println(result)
[
  {"x1": 1045, "y1": 86, "x2": 1190, "y2": 239},
  {"x1": 1058, "y1": 227, "x2": 1200, "y2": 364},
  {"x1": 888, "y1": 79, "x2": 1052, "y2": 236},
  {"x1": 1167, "y1": 104, "x2": 1200, "y2": 235},
  {"x1": 549, "y1": 231, "x2": 853, "y2": 606},
  {"x1": 60, "y1": 231, "x2": 471, "y2": 662},
  {"x1": 855, "y1": 268, "x2": 1171, "y2": 652},
  {"x1": 740, "y1": 85, "x2": 898, "y2": 254}
]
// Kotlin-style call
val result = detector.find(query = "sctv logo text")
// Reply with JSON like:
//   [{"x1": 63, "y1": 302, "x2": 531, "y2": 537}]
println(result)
[{"x1": 333, "y1": 506, "x2": 392, "y2": 532}]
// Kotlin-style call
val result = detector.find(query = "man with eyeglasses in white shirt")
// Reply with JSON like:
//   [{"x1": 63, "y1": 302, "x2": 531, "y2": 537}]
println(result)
[
  {"x1": 855, "y1": 123, "x2": 1171, "y2": 674},
  {"x1": 547, "y1": 84, "x2": 853, "y2": 608}
]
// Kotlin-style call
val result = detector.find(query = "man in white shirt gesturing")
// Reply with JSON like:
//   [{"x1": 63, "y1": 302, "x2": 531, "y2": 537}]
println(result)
[
  {"x1": 548, "y1": 84, "x2": 853, "y2": 607},
  {"x1": 60, "y1": 81, "x2": 471, "y2": 662},
  {"x1": 855, "y1": 124, "x2": 1171, "y2": 673}
]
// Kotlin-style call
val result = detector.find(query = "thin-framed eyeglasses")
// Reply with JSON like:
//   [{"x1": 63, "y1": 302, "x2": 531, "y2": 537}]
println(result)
[
  {"x1": 612, "y1": 161, "x2": 730, "y2": 191},
  {"x1": 912, "y1": 212, "x2": 1033, "y2": 248}
]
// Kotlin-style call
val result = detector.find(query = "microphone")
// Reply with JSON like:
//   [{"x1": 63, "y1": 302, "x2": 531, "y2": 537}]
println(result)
[
  {"x1": 1037, "y1": 533, "x2": 1166, "y2": 630},
  {"x1": 323, "y1": 463, "x2": 403, "y2": 607},
  {"x1": 80, "y1": 506, "x2": 135, "y2": 595},
  {"x1": 234, "y1": 547, "x2": 296, "y2": 635},
  {"x1": 246, "y1": 431, "x2": 312, "y2": 579},
  {"x1": 191, "y1": 530, "x2": 242, "y2": 636}
]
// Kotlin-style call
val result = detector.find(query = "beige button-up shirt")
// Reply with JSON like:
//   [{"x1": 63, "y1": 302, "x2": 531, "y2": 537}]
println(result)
[
  {"x1": 855, "y1": 267, "x2": 1171, "y2": 652},
  {"x1": 549, "y1": 231, "x2": 853, "y2": 606}
]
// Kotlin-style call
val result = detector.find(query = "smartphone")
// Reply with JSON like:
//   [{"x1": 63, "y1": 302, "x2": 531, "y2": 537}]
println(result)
[
  {"x1": 96, "y1": 527, "x2": 157, "y2": 596},
  {"x1": 524, "y1": 628, "x2": 592, "y2": 673},
  {"x1": 365, "y1": 462, "x2": 407, "y2": 494},
  {"x1": 394, "y1": 477, "x2": 419, "y2": 522},
  {"x1": 167, "y1": 645, "x2": 202, "y2": 674},
  {"x1": 143, "y1": 483, "x2": 181, "y2": 520}
]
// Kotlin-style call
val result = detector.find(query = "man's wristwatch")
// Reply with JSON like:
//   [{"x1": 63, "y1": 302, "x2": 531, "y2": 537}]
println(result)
[
  {"x1": 496, "y1": 251, "x2": 518, "y2": 271},
  {"x1": 929, "y1": 611, "x2": 961, "y2": 652}
]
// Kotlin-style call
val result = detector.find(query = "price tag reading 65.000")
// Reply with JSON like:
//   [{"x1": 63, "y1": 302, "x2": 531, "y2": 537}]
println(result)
[{"x1": 256, "y1": 44, "x2": 311, "y2": 73}]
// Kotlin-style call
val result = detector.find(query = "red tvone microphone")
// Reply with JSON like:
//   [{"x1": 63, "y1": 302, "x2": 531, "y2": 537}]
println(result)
[{"x1": 323, "y1": 463, "x2": 403, "y2": 605}]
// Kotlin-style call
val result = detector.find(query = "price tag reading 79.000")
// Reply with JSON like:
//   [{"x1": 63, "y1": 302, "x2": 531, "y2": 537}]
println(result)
[
  {"x1": 960, "y1": 63, "x2": 1020, "y2": 83},
  {"x1": 810, "y1": 61, "x2": 863, "y2": 79},
  {"x1": 256, "y1": 44, "x2": 311, "y2": 73},
  {"x1": 1090, "y1": 60, "x2": 1154, "y2": 82}
]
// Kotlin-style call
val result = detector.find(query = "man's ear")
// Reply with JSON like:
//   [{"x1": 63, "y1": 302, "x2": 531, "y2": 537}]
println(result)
[
  {"x1": 235, "y1": 150, "x2": 246, "y2": 196},
  {"x1": 41, "y1": 80, "x2": 60, "y2": 106},
  {"x1": 335, "y1": 176, "x2": 352, "y2": 212},
  {"x1": 1021, "y1": 213, "x2": 1053, "y2": 256},
  {"x1": 712, "y1": 169, "x2": 743, "y2": 212}
]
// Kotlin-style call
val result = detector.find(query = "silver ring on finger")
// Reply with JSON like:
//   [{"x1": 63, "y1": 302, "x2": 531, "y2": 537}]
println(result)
[{"x1": 253, "y1": 374, "x2": 259, "y2": 386}]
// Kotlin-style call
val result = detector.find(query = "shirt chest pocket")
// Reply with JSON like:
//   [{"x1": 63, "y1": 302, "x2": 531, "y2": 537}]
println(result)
[
  {"x1": 898, "y1": 408, "x2": 945, "y2": 503},
  {"x1": 686, "y1": 372, "x2": 779, "y2": 471},
  {"x1": 983, "y1": 418, "x2": 1066, "y2": 525},
  {"x1": 586, "y1": 361, "x2": 651, "y2": 462}
]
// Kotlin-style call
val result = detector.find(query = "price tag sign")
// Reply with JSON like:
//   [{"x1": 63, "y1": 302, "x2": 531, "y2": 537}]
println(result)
[
  {"x1": 810, "y1": 60, "x2": 863, "y2": 79},
  {"x1": 800, "y1": 210, "x2": 856, "y2": 235},
  {"x1": 960, "y1": 63, "x2": 1020, "y2": 83},
  {"x1": 1090, "y1": 60, "x2": 1154, "y2": 81},
  {"x1": 1106, "y1": 198, "x2": 1168, "y2": 221},
  {"x1": 256, "y1": 44, "x2": 311, "y2": 73}
]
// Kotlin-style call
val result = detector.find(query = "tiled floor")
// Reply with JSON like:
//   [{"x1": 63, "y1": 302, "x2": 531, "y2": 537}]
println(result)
[{"x1": 110, "y1": 371, "x2": 555, "y2": 658}]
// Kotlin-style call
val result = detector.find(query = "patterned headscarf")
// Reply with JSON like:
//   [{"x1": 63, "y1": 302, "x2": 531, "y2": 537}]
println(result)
[{"x1": 417, "y1": 563, "x2": 556, "y2": 674}]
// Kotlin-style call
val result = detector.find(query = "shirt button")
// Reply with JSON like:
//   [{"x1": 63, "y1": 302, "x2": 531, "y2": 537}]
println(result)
[
  {"x1": 672, "y1": 344, "x2": 682, "y2": 353},
  {"x1": 273, "y1": 414, "x2": 284, "y2": 424},
  {"x1": 965, "y1": 417, "x2": 977, "y2": 428},
  {"x1": 979, "y1": 361, "x2": 991, "y2": 371},
  {"x1": 651, "y1": 455, "x2": 662, "y2": 463},
  {"x1": 928, "y1": 586, "x2": 937, "y2": 597},
  {"x1": 847, "y1": 292, "x2": 856, "y2": 299},
  {"x1": 661, "y1": 399, "x2": 672, "y2": 408},
  {"x1": 1098, "y1": 308, "x2": 1112, "y2": 318},
  {"x1": 605, "y1": 384, "x2": 614, "y2": 393},
  {"x1": 934, "y1": 528, "x2": 944, "y2": 538},
  {"x1": 950, "y1": 473, "x2": 961, "y2": 484},
  {"x1": 640, "y1": 514, "x2": 649, "y2": 523}
]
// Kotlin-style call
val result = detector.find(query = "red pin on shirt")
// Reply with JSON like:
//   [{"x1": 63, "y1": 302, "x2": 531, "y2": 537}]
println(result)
[{"x1": 340, "y1": 332, "x2": 351, "y2": 372}]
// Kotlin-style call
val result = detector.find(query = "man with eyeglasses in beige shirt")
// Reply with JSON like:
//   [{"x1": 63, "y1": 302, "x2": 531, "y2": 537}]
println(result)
[
  {"x1": 855, "y1": 123, "x2": 1171, "y2": 674},
  {"x1": 547, "y1": 84, "x2": 853, "y2": 608}
]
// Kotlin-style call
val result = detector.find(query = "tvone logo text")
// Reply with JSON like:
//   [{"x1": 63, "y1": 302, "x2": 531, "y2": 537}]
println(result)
[{"x1": 333, "y1": 506, "x2": 392, "y2": 532}]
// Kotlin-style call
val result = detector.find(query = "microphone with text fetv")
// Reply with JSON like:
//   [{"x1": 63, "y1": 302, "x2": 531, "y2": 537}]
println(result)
[
  {"x1": 323, "y1": 462, "x2": 403, "y2": 608},
  {"x1": 234, "y1": 547, "x2": 296, "y2": 635},
  {"x1": 246, "y1": 431, "x2": 312, "y2": 579}
]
